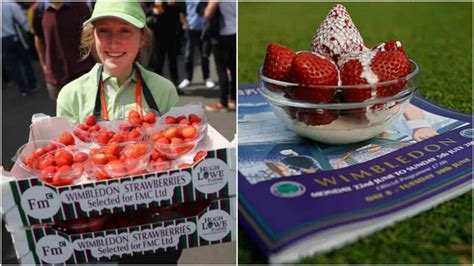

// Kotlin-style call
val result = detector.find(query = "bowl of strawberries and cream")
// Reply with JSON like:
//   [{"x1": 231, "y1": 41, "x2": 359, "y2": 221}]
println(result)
[{"x1": 258, "y1": 4, "x2": 420, "y2": 144}]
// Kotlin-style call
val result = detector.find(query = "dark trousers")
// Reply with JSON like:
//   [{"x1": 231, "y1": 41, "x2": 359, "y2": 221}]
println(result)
[
  {"x1": 184, "y1": 29, "x2": 210, "y2": 81},
  {"x1": 213, "y1": 34, "x2": 236, "y2": 107},
  {"x1": 2, "y1": 35, "x2": 36, "y2": 93},
  {"x1": 154, "y1": 35, "x2": 179, "y2": 86}
]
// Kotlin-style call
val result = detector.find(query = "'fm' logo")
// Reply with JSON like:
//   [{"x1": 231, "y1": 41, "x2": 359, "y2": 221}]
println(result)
[
  {"x1": 27, "y1": 192, "x2": 54, "y2": 210},
  {"x1": 36, "y1": 235, "x2": 73, "y2": 264},
  {"x1": 21, "y1": 187, "x2": 61, "y2": 219},
  {"x1": 41, "y1": 241, "x2": 66, "y2": 256}
]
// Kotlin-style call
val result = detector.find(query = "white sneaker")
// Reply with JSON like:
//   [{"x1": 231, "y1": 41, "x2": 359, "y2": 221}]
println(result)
[
  {"x1": 205, "y1": 78, "x2": 216, "y2": 88},
  {"x1": 178, "y1": 79, "x2": 190, "y2": 89}
]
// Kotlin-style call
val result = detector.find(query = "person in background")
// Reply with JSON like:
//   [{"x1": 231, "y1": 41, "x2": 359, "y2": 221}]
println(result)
[
  {"x1": 146, "y1": 0, "x2": 186, "y2": 93},
  {"x1": 204, "y1": 0, "x2": 236, "y2": 111},
  {"x1": 2, "y1": 0, "x2": 37, "y2": 96},
  {"x1": 178, "y1": 0, "x2": 215, "y2": 90},
  {"x1": 57, "y1": 0, "x2": 178, "y2": 123},
  {"x1": 32, "y1": 1, "x2": 95, "y2": 101}
]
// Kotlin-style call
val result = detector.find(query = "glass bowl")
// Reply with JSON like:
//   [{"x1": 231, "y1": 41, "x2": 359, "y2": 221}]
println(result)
[
  {"x1": 90, "y1": 142, "x2": 152, "y2": 179},
  {"x1": 31, "y1": 145, "x2": 91, "y2": 186},
  {"x1": 69, "y1": 118, "x2": 113, "y2": 144},
  {"x1": 148, "y1": 124, "x2": 202, "y2": 159},
  {"x1": 13, "y1": 140, "x2": 66, "y2": 174},
  {"x1": 157, "y1": 103, "x2": 208, "y2": 136},
  {"x1": 259, "y1": 60, "x2": 420, "y2": 144}
]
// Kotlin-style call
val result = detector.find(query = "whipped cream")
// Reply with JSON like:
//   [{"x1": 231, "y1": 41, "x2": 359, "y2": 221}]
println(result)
[{"x1": 284, "y1": 108, "x2": 391, "y2": 144}]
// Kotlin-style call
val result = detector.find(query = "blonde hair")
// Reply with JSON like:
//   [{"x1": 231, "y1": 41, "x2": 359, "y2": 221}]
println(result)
[{"x1": 80, "y1": 23, "x2": 152, "y2": 65}]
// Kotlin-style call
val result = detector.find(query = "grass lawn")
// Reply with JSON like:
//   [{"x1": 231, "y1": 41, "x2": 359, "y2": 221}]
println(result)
[{"x1": 238, "y1": 2, "x2": 472, "y2": 264}]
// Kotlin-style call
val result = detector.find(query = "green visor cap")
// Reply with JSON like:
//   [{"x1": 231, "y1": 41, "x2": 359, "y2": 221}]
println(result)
[{"x1": 83, "y1": 0, "x2": 146, "y2": 28}]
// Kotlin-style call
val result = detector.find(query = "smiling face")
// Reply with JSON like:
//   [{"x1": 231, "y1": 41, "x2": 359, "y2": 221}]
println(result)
[{"x1": 94, "y1": 18, "x2": 144, "y2": 81}]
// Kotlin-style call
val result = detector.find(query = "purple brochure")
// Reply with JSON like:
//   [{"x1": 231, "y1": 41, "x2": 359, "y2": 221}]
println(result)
[{"x1": 238, "y1": 84, "x2": 473, "y2": 263}]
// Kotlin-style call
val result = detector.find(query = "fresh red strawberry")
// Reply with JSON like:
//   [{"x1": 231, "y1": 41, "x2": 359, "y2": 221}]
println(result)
[
  {"x1": 59, "y1": 131, "x2": 75, "y2": 146},
  {"x1": 181, "y1": 126, "x2": 198, "y2": 139},
  {"x1": 262, "y1": 43, "x2": 296, "y2": 91},
  {"x1": 142, "y1": 111, "x2": 157, "y2": 124},
  {"x1": 370, "y1": 49, "x2": 410, "y2": 97},
  {"x1": 338, "y1": 51, "x2": 377, "y2": 103},
  {"x1": 286, "y1": 52, "x2": 339, "y2": 103},
  {"x1": 311, "y1": 4, "x2": 366, "y2": 63},
  {"x1": 374, "y1": 40, "x2": 406, "y2": 53},
  {"x1": 193, "y1": 151, "x2": 207, "y2": 163},
  {"x1": 294, "y1": 108, "x2": 338, "y2": 126},
  {"x1": 85, "y1": 115, "x2": 97, "y2": 126},
  {"x1": 123, "y1": 143, "x2": 148, "y2": 159},
  {"x1": 188, "y1": 114, "x2": 202, "y2": 124},
  {"x1": 165, "y1": 116, "x2": 177, "y2": 124},
  {"x1": 262, "y1": 43, "x2": 296, "y2": 82},
  {"x1": 338, "y1": 47, "x2": 410, "y2": 102}
]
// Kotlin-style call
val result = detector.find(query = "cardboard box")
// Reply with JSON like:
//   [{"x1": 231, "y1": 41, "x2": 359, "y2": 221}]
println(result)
[
  {"x1": 8, "y1": 197, "x2": 235, "y2": 264},
  {"x1": 2, "y1": 116, "x2": 236, "y2": 228}
]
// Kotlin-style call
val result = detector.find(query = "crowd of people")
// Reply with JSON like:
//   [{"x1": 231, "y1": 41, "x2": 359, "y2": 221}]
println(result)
[{"x1": 2, "y1": 0, "x2": 236, "y2": 112}]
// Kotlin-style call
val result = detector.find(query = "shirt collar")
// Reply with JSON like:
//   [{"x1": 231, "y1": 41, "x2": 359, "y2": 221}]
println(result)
[{"x1": 102, "y1": 68, "x2": 137, "y2": 85}]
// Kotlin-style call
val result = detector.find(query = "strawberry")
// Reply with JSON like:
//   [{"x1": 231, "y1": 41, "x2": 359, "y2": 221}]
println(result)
[
  {"x1": 176, "y1": 115, "x2": 186, "y2": 123},
  {"x1": 96, "y1": 131, "x2": 112, "y2": 145},
  {"x1": 89, "y1": 124, "x2": 101, "y2": 132},
  {"x1": 286, "y1": 52, "x2": 339, "y2": 103},
  {"x1": 32, "y1": 147, "x2": 47, "y2": 158},
  {"x1": 338, "y1": 51, "x2": 377, "y2": 103},
  {"x1": 85, "y1": 115, "x2": 97, "y2": 126},
  {"x1": 78, "y1": 123, "x2": 89, "y2": 131},
  {"x1": 163, "y1": 127, "x2": 180, "y2": 140},
  {"x1": 151, "y1": 131, "x2": 165, "y2": 143},
  {"x1": 170, "y1": 137, "x2": 184, "y2": 145},
  {"x1": 310, "y1": 4, "x2": 366, "y2": 63},
  {"x1": 54, "y1": 150, "x2": 74, "y2": 167},
  {"x1": 59, "y1": 131, "x2": 75, "y2": 146},
  {"x1": 193, "y1": 151, "x2": 207, "y2": 163},
  {"x1": 95, "y1": 168, "x2": 110, "y2": 180},
  {"x1": 155, "y1": 137, "x2": 170, "y2": 145},
  {"x1": 36, "y1": 155, "x2": 55, "y2": 170},
  {"x1": 127, "y1": 128, "x2": 143, "y2": 141},
  {"x1": 123, "y1": 143, "x2": 148, "y2": 159},
  {"x1": 262, "y1": 43, "x2": 296, "y2": 91},
  {"x1": 44, "y1": 142, "x2": 60, "y2": 153},
  {"x1": 188, "y1": 114, "x2": 202, "y2": 124},
  {"x1": 165, "y1": 116, "x2": 177, "y2": 124},
  {"x1": 73, "y1": 152, "x2": 89, "y2": 163},
  {"x1": 370, "y1": 49, "x2": 410, "y2": 97},
  {"x1": 181, "y1": 126, "x2": 198, "y2": 139},
  {"x1": 338, "y1": 47, "x2": 410, "y2": 102},
  {"x1": 374, "y1": 40, "x2": 406, "y2": 54},
  {"x1": 105, "y1": 142, "x2": 121, "y2": 157},
  {"x1": 294, "y1": 108, "x2": 339, "y2": 126},
  {"x1": 142, "y1": 111, "x2": 157, "y2": 124},
  {"x1": 105, "y1": 160, "x2": 127, "y2": 178},
  {"x1": 92, "y1": 153, "x2": 109, "y2": 165},
  {"x1": 179, "y1": 119, "x2": 191, "y2": 126}
]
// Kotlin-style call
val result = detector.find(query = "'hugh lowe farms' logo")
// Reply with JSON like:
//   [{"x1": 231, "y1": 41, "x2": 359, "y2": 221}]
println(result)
[{"x1": 198, "y1": 210, "x2": 233, "y2": 242}]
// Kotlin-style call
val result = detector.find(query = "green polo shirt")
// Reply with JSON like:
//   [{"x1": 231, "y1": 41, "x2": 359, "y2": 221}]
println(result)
[{"x1": 57, "y1": 63, "x2": 179, "y2": 122}]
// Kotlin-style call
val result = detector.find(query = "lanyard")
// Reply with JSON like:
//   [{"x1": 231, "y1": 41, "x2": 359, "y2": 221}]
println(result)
[
  {"x1": 99, "y1": 72, "x2": 143, "y2": 121},
  {"x1": 94, "y1": 64, "x2": 161, "y2": 121}
]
